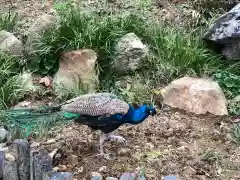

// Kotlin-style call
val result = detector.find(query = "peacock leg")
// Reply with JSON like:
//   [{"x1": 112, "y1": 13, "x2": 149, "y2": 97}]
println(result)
[{"x1": 97, "y1": 133, "x2": 110, "y2": 159}]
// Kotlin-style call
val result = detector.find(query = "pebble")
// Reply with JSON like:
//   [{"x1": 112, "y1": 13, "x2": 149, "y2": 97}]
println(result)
[
  {"x1": 98, "y1": 166, "x2": 107, "y2": 172},
  {"x1": 0, "y1": 128, "x2": 8, "y2": 143},
  {"x1": 91, "y1": 172, "x2": 103, "y2": 180},
  {"x1": 164, "y1": 175, "x2": 177, "y2": 180},
  {"x1": 120, "y1": 172, "x2": 137, "y2": 180},
  {"x1": 5, "y1": 153, "x2": 15, "y2": 161},
  {"x1": 53, "y1": 167, "x2": 59, "y2": 172},
  {"x1": 45, "y1": 138, "x2": 56, "y2": 144},
  {"x1": 106, "y1": 177, "x2": 118, "y2": 180},
  {"x1": 30, "y1": 141, "x2": 40, "y2": 148}
]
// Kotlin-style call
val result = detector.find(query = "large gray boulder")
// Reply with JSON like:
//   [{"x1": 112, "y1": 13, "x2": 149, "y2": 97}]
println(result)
[
  {"x1": 204, "y1": 3, "x2": 240, "y2": 61},
  {"x1": 112, "y1": 33, "x2": 148, "y2": 73},
  {"x1": 0, "y1": 30, "x2": 23, "y2": 56}
]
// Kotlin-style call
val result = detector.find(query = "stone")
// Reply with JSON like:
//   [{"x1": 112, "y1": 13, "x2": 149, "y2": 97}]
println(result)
[
  {"x1": 113, "y1": 33, "x2": 148, "y2": 73},
  {"x1": 106, "y1": 177, "x2": 118, "y2": 180},
  {"x1": 91, "y1": 172, "x2": 103, "y2": 180},
  {"x1": 120, "y1": 172, "x2": 137, "y2": 180},
  {"x1": 26, "y1": 14, "x2": 60, "y2": 43},
  {"x1": 0, "y1": 30, "x2": 23, "y2": 56},
  {"x1": 0, "y1": 128, "x2": 8, "y2": 143},
  {"x1": 30, "y1": 141, "x2": 40, "y2": 148},
  {"x1": 53, "y1": 49, "x2": 98, "y2": 92},
  {"x1": 98, "y1": 166, "x2": 107, "y2": 172},
  {"x1": 161, "y1": 77, "x2": 228, "y2": 116},
  {"x1": 203, "y1": 3, "x2": 240, "y2": 61},
  {"x1": 164, "y1": 175, "x2": 177, "y2": 180},
  {"x1": 19, "y1": 72, "x2": 36, "y2": 91}
]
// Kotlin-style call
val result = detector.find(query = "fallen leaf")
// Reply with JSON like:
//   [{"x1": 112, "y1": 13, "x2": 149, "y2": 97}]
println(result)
[{"x1": 39, "y1": 76, "x2": 52, "y2": 87}]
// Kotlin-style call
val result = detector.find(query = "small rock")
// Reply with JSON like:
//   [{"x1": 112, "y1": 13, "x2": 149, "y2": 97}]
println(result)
[
  {"x1": 106, "y1": 177, "x2": 118, "y2": 180},
  {"x1": 0, "y1": 30, "x2": 23, "y2": 56},
  {"x1": 50, "y1": 172, "x2": 73, "y2": 179},
  {"x1": 48, "y1": 148, "x2": 59, "y2": 159},
  {"x1": 161, "y1": 77, "x2": 228, "y2": 116},
  {"x1": 120, "y1": 172, "x2": 137, "y2": 180},
  {"x1": 91, "y1": 172, "x2": 103, "y2": 180},
  {"x1": 53, "y1": 166, "x2": 59, "y2": 172},
  {"x1": 233, "y1": 118, "x2": 240, "y2": 123},
  {"x1": 113, "y1": 32, "x2": 148, "y2": 73},
  {"x1": 19, "y1": 72, "x2": 36, "y2": 91},
  {"x1": 98, "y1": 166, "x2": 107, "y2": 172},
  {"x1": 164, "y1": 175, "x2": 177, "y2": 180},
  {"x1": 5, "y1": 153, "x2": 16, "y2": 161},
  {"x1": 0, "y1": 128, "x2": 8, "y2": 143},
  {"x1": 30, "y1": 141, "x2": 40, "y2": 148}
]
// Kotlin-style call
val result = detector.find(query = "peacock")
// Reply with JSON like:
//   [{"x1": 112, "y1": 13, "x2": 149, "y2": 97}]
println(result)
[{"x1": 1, "y1": 92, "x2": 159, "y2": 158}]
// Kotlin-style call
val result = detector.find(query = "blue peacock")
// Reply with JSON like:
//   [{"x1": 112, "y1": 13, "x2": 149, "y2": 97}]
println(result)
[{"x1": 2, "y1": 93, "x2": 159, "y2": 158}]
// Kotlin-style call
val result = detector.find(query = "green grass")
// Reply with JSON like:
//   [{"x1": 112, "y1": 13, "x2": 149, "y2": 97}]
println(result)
[
  {"x1": 232, "y1": 124, "x2": 240, "y2": 144},
  {"x1": 0, "y1": 10, "x2": 18, "y2": 32},
  {"x1": 27, "y1": 7, "x2": 239, "y2": 97},
  {"x1": 0, "y1": 52, "x2": 27, "y2": 109}
]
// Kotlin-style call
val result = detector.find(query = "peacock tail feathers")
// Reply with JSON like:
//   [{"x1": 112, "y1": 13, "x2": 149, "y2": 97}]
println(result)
[
  {"x1": 0, "y1": 93, "x2": 129, "y2": 138},
  {"x1": 0, "y1": 106, "x2": 79, "y2": 138}
]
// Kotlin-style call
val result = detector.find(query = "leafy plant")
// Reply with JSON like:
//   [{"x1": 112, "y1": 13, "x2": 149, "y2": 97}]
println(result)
[
  {"x1": 213, "y1": 71, "x2": 240, "y2": 98},
  {"x1": 53, "y1": 0, "x2": 73, "y2": 12},
  {"x1": 0, "y1": 10, "x2": 18, "y2": 32},
  {"x1": 0, "y1": 52, "x2": 25, "y2": 109},
  {"x1": 0, "y1": 75, "x2": 27, "y2": 109},
  {"x1": 232, "y1": 123, "x2": 240, "y2": 144},
  {"x1": 228, "y1": 95, "x2": 240, "y2": 116},
  {"x1": 201, "y1": 150, "x2": 223, "y2": 165}
]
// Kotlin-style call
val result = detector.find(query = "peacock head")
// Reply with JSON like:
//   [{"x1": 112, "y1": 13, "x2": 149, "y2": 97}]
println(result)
[
  {"x1": 132, "y1": 104, "x2": 157, "y2": 116},
  {"x1": 143, "y1": 105, "x2": 157, "y2": 116}
]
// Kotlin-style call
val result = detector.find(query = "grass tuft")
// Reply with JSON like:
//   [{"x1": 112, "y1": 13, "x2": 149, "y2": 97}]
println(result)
[{"x1": 0, "y1": 10, "x2": 18, "y2": 32}]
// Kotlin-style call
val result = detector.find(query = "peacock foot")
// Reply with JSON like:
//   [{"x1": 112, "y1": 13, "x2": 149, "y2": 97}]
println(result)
[{"x1": 107, "y1": 135, "x2": 127, "y2": 145}]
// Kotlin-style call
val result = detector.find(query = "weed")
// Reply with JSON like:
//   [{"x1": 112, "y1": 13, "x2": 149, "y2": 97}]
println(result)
[
  {"x1": 228, "y1": 95, "x2": 240, "y2": 116},
  {"x1": 0, "y1": 52, "x2": 25, "y2": 109},
  {"x1": 232, "y1": 123, "x2": 240, "y2": 144},
  {"x1": 213, "y1": 70, "x2": 240, "y2": 98},
  {"x1": 0, "y1": 10, "x2": 18, "y2": 32},
  {"x1": 201, "y1": 150, "x2": 223, "y2": 165},
  {"x1": 0, "y1": 75, "x2": 27, "y2": 109}
]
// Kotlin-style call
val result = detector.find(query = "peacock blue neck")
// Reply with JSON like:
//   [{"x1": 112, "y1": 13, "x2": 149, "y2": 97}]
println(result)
[{"x1": 122, "y1": 104, "x2": 150, "y2": 124}]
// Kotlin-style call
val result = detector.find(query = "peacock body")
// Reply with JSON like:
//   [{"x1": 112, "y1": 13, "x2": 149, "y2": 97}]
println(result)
[{"x1": 2, "y1": 92, "x2": 157, "y2": 158}]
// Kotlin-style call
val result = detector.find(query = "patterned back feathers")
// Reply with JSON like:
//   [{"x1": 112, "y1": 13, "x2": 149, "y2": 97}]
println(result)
[{"x1": 60, "y1": 93, "x2": 129, "y2": 116}]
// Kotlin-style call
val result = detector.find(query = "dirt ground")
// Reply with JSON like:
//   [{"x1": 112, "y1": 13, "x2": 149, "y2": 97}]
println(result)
[{"x1": 29, "y1": 107, "x2": 239, "y2": 180}]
